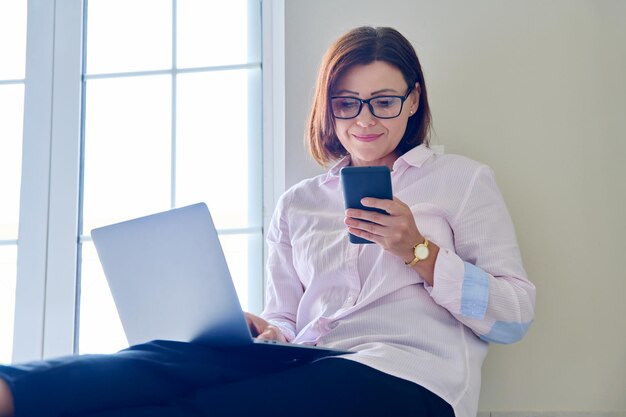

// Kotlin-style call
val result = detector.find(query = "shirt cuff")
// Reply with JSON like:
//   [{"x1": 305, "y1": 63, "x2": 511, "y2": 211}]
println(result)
[
  {"x1": 428, "y1": 247, "x2": 465, "y2": 306},
  {"x1": 429, "y1": 248, "x2": 489, "y2": 319},
  {"x1": 460, "y1": 262, "x2": 489, "y2": 319},
  {"x1": 267, "y1": 320, "x2": 296, "y2": 342}
]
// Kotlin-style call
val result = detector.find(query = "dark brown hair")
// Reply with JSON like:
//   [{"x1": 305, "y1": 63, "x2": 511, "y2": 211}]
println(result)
[{"x1": 307, "y1": 26, "x2": 432, "y2": 166}]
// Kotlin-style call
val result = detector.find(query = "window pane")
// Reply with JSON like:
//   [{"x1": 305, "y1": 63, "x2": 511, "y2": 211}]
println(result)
[
  {"x1": 177, "y1": 0, "x2": 257, "y2": 68},
  {"x1": 78, "y1": 241, "x2": 128, "y2": 354},
  {"x1": 0, "y1": 85, "x2": 24, "y2": 240},
  {"x1": 0, "y1": 0, "x2": 26, "y2": 365},
  {"x1": 80, "y1": 75, "x2": 171, "y2": 354},
  {"x1": 219, "y1": 234, "x2": 251, "y2": 308},
  {"x1": 0, "y1": 246, "x2": 17, "y2": 364},
  {"x1": 86, "y1": 0, "x2": 171, "y2": 74},
  {"x1": 0, "y1": 0, "x2": 27, "y2": 79},
  {"x1": 82, "y1": 75, "x2": 172, "y2": 232},
  {"x1": 176, "y1": 70, "x2": 257, "y2": 229}
]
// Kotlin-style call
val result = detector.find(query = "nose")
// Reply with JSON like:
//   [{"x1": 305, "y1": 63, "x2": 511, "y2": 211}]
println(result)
[{"x1": 355, "y1": 103, "x2": 376, "y2": 127}]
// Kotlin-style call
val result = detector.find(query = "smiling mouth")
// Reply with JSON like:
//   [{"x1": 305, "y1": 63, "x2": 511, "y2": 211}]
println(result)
[{"x1": 353, "y1": 133, "x2": 383, "y2": 142}]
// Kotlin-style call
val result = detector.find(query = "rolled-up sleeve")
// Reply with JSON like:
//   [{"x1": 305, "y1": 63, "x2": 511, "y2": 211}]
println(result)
[{"x1": 426, "y1": 166, "x2": 536, "y2": 344}]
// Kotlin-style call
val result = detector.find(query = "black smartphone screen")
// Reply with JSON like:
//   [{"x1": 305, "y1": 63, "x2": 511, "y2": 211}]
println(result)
[{"x1": 340, "y1": 166, "x2": 393, "y2": 244}]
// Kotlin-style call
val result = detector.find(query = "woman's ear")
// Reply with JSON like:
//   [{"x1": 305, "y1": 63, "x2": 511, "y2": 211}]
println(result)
[{"x1": 410, "y1": 82, "x2": 421, "y2": 114}]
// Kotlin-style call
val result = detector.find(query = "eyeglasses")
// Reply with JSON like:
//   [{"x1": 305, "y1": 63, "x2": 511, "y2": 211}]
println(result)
[{"x1": 330, "y1": 87, "x2": 414, "y2": 119}]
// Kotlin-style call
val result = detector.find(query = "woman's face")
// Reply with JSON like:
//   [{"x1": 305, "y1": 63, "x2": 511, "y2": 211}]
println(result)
[{"x1": 332, "y1": 61, "x2": 419, "y2": 168}]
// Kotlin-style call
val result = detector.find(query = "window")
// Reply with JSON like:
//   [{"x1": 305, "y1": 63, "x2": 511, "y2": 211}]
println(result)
[
  {"x1": 0, "y1": 0, "x2": 27, "y2": 364},
  {"x1": 11, "y1": 0, "x2": 270, "y2": 362},
  {"x1": 78, "y1": 0, "x2": 263, "y2": 354}
]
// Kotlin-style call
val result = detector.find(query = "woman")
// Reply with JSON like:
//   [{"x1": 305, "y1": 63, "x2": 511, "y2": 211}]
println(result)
[{"x1": 0, "y1": 26, "x2": 535, "y2": 417}]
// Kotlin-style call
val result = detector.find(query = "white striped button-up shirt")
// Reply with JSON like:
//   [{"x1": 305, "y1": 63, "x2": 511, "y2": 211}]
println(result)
[{"x1": 262, "y1": 144, "x2": 536, "y2": 417}]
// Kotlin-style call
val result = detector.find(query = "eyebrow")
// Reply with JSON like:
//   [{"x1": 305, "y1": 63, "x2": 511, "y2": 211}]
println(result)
[
  {"x1": 333, "y1": 88, "x2": 402, "y2": 96},
  {"x1": 371, "y1": 88, "x2": 401, "y2": 95}
]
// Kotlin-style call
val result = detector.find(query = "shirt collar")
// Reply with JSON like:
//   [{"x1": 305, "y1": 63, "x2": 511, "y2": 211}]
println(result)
[
  {"x1": 321, "y1": 144, "x2": 435, "y2": 185},
  {"x1": 393, "y1": 144, "x2": 435, "y2": 170},
  {"x1": 321, "y1": 155, "x2": 351, "y2": 185}
]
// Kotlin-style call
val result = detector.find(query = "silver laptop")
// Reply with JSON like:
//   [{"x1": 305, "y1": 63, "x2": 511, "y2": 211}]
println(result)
[{"x1": 91, "y1": 202, "x2": 351, "y2": 361}]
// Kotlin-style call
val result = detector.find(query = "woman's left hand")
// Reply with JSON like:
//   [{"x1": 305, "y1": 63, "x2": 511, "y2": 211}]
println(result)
[
  {"x1": 344, "y1": 196, "x2": 420, "y2": 261},
  {"x1": 344, "y1": 196, "x2": 437, "y2": 285}
]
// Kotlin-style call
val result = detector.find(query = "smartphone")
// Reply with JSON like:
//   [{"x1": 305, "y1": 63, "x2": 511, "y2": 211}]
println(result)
[{"x1": 340, "y1": 166, "x2": 393, "y2": 244}]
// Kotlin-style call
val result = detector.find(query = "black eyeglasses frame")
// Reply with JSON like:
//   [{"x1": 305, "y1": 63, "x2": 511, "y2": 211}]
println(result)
[{"x1": 330, "y1": 86, "x2": 414, "y2": 120}]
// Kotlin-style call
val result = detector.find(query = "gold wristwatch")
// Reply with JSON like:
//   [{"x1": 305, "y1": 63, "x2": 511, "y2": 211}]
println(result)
[{"x1": 405, "y1": 238, "x2": 429, "y2": 267}]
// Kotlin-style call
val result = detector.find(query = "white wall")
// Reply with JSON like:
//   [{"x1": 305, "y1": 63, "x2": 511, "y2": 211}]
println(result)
[{"x1": 283, "y1": 0, "x2": 626, "y2": 413}]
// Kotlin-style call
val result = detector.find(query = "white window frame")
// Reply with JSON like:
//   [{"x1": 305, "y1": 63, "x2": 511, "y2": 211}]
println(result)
[
  {"x1": 12, "y1": 0, "x2": 284, "y2": 362},
  {"x1": 261, "y1": 0, "x2": 285, "y2": 229},
  {"x1": 13, "y1": 0, "x2": 83, "y2": 362}
]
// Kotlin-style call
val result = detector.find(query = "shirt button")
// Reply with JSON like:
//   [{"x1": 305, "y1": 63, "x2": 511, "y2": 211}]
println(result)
[
  {"x1": 329, "y1": 322, "x2": 338, "y2": 329},
  {"x1": 345, "y1": 296, "x2": 354, "y2": 304}
]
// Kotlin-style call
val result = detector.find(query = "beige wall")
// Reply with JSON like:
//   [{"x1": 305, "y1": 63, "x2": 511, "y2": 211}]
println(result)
[{"x1": 283, "y1": 0, "x2": 626, "y2": 413}]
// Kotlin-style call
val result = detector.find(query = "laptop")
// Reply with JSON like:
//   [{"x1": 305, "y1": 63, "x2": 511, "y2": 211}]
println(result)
[{"x1": 90, "y1": 202, "x2": 351, "y2": 361}]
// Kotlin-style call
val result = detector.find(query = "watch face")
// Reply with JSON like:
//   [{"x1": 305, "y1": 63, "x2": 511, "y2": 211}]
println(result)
[{"x1": 415, "y1": 245, "x2": 429, "y2": 260}]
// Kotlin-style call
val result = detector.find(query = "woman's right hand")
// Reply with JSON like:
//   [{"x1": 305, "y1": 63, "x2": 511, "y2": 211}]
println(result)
[{"x1": 244, "y1": 312, "x2": 288, "y2": 342}]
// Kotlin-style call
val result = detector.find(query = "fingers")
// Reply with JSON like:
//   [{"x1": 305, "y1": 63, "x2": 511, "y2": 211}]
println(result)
[
  {"x1": 344, "y1": 196, "x2": 422, "y2": 255},
  {"x1": 346, "y1": 197, "x2": 408, "y2": 221},
  {"x1": 243, "y1": 312, "x2": 266, "y2": 338},
  {"x1": 243, "y1": 312, "x2": 287, "y2": 342},
  {"x1": 256, "y1": 326, "x2": 287, "y2": 343},
  {"x1": 345, "y1": 201, "x2": 413, "y2": 235},
  {"x1": 345, "y1": 220, "x2": 404, "y2": 245},
  {"x1": 345, "y1": 209, "x2": 389, "y2": 227},
  {"x1": 361, "y1": 196, "x2": 407, "y2": 215},
  {"x1": 0, "y1": 378, "x2": 14, "y2": 417},
  {"x1": 346, "y1": 225, "x2": 382, "y2": 246}
]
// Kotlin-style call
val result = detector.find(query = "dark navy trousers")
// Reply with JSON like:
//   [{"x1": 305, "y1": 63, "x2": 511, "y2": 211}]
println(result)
[{"x1": 0, "y1": 340, "x2": 454, "y2": 417}]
